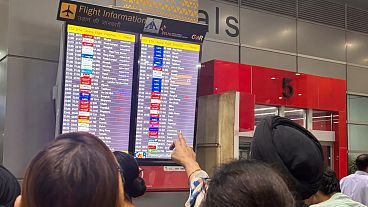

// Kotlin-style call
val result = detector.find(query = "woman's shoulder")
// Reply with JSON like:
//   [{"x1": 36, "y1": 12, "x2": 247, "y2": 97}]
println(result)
[{"x1": 311, "y1": 193, "x2": 366, "y2": 207}]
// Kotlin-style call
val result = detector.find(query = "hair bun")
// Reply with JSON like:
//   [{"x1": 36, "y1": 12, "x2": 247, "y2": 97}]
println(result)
[{"x1": 127, "y1": 177, "x2": 146, "y2": 198}]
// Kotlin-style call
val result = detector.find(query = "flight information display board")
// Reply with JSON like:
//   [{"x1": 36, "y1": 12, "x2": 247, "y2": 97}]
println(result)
[
  {"x1": 62, "y1": 25, "x2": 135, "y2": 152},
  {"x1": 134, "y1": 36, "x2": 200, "y2": 159}
]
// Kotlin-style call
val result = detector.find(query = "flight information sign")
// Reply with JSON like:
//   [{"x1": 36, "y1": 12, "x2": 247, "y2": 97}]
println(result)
[
  {"x1": 62, "y1": 24, "x2": 135, "y2": 152},
  {"x1": 135, "y1": 36, "x2": 200, "y2": 159}
]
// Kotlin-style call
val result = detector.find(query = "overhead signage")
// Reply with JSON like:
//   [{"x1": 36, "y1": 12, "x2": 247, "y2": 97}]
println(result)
[{"x1": 57, "y1": 0, "x2": 208, "y2": 43}]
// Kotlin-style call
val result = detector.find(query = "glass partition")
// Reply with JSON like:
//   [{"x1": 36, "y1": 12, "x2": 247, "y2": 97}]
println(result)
[
  {"x1": 284, "y1": 107, "x2": 306, "y2": 127},
  {"x1": 254, "y1": 105, "x2": 278, "y2": 127},
  {"x1": 312, "y1": 110, "x2": 333, "y2": 131},
  {"x1": 348, "y1": 95, "x2": 368, "y2": 123},
  {"x1": 347, "y1": 94, "x2": 368, "y2": 174}
]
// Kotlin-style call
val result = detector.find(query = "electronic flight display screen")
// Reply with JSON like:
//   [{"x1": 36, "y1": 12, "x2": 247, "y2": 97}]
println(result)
[
  {"x1": 134, "y1": 36, "x2": 201, "y2": 160},
  {"x1": 62, "y1": 24, "x2": 136, "y2": 152},
  {"x1": 61, "y1": 25, "x2": 201, "y2": 160}
]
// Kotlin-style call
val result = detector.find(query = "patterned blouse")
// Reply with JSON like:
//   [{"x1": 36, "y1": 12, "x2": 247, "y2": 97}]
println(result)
[{"x1": 185, "y1": 170, "x2": 210, "y2": 207}]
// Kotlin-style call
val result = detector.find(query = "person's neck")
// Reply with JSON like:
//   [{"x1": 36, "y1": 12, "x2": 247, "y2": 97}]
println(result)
[
  {"x1": 357, "y1": 170, "x2": 368, "y2": 174},
  {"x1": 319, "y1": 192, "x2": 336, "y2": 203},
  {"x1": 125, "y1": 201, "x2": 135, "y2": 207}
]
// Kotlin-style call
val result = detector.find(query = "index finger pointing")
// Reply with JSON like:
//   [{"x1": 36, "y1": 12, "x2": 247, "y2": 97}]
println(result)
[{"x1": 178, "y1": 131, "x2": 187, "y2": 145}]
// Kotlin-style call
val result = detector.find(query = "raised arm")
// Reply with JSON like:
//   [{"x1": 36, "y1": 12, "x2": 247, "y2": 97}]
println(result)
[{"x1": 170, "y1": 133, "x2": 209, "y2": 207}]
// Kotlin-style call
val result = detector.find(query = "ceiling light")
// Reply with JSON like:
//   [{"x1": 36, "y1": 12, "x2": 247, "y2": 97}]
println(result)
[
  {"x1": 280, "y1": 29, "x2": 291, "y2": 36},
  {"x1": 284, "y1": 109, "x2": 304, "y2": 113},
  {"x1": 313, "y1": 115, "x2": 332, "y2": 119},
  {"x1": 255, "y1": 112, "x2": 278, "y2": 116},
  {"x1": 255, "y1": 107, "x2": 277, "y2": 111},
  {"x1": 346, "y1": 43, "x2": 354, "y2": 48}
]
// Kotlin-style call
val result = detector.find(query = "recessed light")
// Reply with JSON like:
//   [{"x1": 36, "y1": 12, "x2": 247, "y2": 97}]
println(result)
[{"x1": 346, "y1": 43, "x2": 354, "y2": 48}]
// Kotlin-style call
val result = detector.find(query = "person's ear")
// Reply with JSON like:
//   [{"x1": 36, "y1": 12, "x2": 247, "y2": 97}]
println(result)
[{"x1": 14, "y1": 195, "x2": 21, "y2": 207}]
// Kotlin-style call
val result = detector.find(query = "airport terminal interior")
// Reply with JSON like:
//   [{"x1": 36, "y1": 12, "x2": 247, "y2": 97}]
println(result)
[{"x1": 1, "y1": 0, "x2": 368, "y2": 206}]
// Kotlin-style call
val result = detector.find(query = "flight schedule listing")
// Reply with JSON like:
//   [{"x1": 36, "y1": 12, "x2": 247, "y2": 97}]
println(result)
[
  {"x1": 62, "y1": 25, "x2": 135, "y2": 152},
  {"x1": 135, "y1": 36, "x2": 200, "y2": 159}
]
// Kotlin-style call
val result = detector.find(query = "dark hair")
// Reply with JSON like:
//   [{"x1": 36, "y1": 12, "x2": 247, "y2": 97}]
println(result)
[
  {"x1": 356, "y1": 154, "x2": 368, "y2": 171},
  {"x1": 204, "y1": 160, "x2": 295, "y2": 207},
  {"x1": 114, "y1": 151, "x2": 146, "y2": 200},
  {"x1": 0, "y1": 165, "x2": 21, "y2": 207},
  {"x1": 22, "y1": 132, "x2": 124, "y2": 207},
  {"x1": 318, "y1": 168, "x2": 340, "y2": 195}
]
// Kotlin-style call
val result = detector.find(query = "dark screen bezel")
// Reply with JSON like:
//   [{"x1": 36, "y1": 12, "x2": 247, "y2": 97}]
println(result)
[{"x1": 59, "y1": 23, "x2": 201, "y2": 166}]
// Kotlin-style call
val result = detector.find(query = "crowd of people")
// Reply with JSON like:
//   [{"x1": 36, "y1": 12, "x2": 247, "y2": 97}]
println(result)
[{"x1": 0, "y1": 115, "x2": 367, "y2": 207}]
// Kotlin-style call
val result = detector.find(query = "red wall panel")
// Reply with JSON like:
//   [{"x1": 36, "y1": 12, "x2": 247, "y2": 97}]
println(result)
[
  {"x1": 200, "y1": 60, "x2": 347, "y2": 178},
  {"x1": 239, "y1": 93, "x2": 255, "y2": 131}
]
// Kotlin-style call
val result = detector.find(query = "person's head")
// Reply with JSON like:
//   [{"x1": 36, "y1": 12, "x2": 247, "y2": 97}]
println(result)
[
  {"x1": 204, "y1": 159, "x2": 295, "y2": 207},
  {"x1": 356, "y1": 154, "x2": 368, "y2": 172},
  {"x1": 318, "y1": 168, "x2": 340, "y2": 196},
  {"x1": 113, "y1": 151, "x2": 146, "y2": 201},
  {"x1": 251, "y1": 116, "x2": 324, "y2": 202},
  {"x1": 306, "y1": 168, "x2": 340, "y2": 205},
  {"x1": 17, "y1": 132, "x2": 125, "y2": 207},
  {"x1": 0, "y1": 165, "x2": 21, "y2": 207}
]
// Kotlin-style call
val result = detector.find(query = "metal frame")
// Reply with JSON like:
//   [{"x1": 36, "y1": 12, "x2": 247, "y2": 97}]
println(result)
[
  {"x1": 234, "y1": 92, "x2": 240, "y2": 159},
  {"x1": 320, "y1": 141, "x2": 335, "y2": 168}
]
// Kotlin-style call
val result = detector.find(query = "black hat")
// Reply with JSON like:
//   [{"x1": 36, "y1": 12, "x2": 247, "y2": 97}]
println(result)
[{"x1": 250, "y1": 116, "x2": 324, "y2": 200}]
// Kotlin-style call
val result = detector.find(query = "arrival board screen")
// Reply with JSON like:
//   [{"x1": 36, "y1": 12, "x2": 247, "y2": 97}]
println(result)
[
  {"x1": 135, "y1": 36, "x2": 200, "y2": 159},
  {"x1": 62, "y1": 25, "x2": 135, "y2": 152}
]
